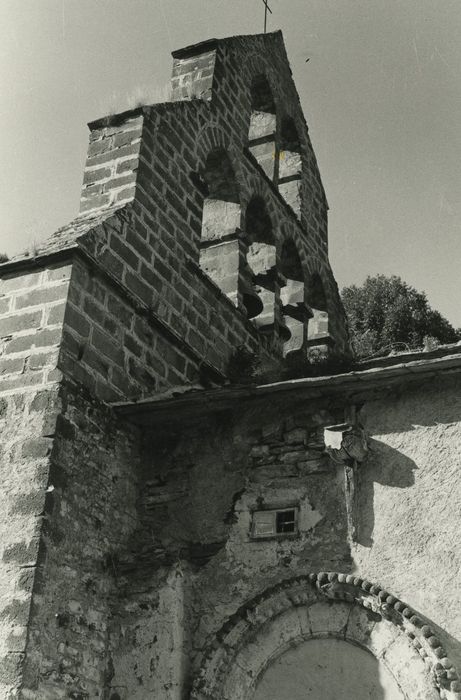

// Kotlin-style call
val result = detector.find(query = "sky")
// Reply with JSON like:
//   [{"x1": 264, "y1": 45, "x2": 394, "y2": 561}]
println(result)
[{"x1": 1, "y1": 0, "x2": 460, "y2": 327}]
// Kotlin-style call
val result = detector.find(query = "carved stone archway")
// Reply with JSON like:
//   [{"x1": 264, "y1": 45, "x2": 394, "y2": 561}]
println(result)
[{"x1": 191, "y1": 573, "x2": 461, "y2": 700}]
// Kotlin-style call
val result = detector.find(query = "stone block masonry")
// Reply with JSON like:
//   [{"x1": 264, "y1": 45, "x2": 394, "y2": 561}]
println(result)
[
  {"x1": 61, "y1": 223, "x2": 263, "y2": 402},
  {"x1": 79, "y1": 114, "x2": 143, "y2": 216},
  {"x1": 17, "y1": 386, "x2": 139, "y2": 699},
  {"x1": 0, "y1": 387, "x2": 61, "y2": 698},
  {"x1": 0, "y1": 263, "x2": 72, "y2": 696},
  {"x1": 0, "y1": 263, "x2": 71, "y2": 396}
]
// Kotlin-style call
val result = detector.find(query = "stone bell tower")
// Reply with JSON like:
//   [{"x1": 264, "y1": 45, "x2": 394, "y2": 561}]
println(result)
[{"x1": 0, "y1": 31, "x2": 364, "y2": 699}]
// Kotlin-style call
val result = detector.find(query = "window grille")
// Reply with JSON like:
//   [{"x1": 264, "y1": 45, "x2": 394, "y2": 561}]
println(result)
[{"x1": 251, "y1": 507, "x2": 298, "y2": 539}]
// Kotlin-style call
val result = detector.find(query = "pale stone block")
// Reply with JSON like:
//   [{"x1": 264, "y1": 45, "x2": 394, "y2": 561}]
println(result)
[
  {"x1": 308, "y1": 600, "x2": 352, "y2": 635},
  {"x1": 383, "y1": 634, "x2": 440, "y2": 699},
  {"x1": 308, "y1": 309, "x2": 329, "y2": 339},
  {"x1": 283, "y1": 316, "x2": 304, "y2": 355},
  {"x1": 368, "y1": 617, "x2": 400, "y2": 658},
  {"x1": 247, "y1": 242, "x2": 276, "y2": 276},
  {"x1": 279, "y1": 150, "x2": 302, "y2": 179},
  {"x1": 201, "y1": 199, "x2": 240, "y2": 241},
  {"x1": 278, "y1": 180, "x2": 301, "y2": 216},
  {"x1": 280, "y1": 279, "x2": 304, "y2": 306},
  {"x1": 296, "y1": 605, "x2": 312, "y2": 636},
  {"x1": 249, "y1": 142, "x2": 275, "y2": 179},
  {"x1": 248, "y1": 111, "x2": 276, "y2": 140},
  {"x1": 345, "y1": 604, "x2": 376, "y2": 646}
]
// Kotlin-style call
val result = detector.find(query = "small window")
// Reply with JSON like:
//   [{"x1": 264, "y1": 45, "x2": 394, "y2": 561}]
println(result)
[{"x1": 251, "y1": 507, "x2": 298, "y2": 539}]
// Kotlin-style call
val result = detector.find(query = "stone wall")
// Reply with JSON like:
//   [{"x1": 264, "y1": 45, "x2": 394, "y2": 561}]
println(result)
[
  {"x1": 107, "y1": 398, "x2": 352, "y2": 698},
  {"x1": 79, "y1": 114, "x2": 143, "y2": 216},
  {"x1": 0, "y1": 262, "x2": 71, "y2": 697},
  {"x1": 5, "y1": 29, "x2": 454, "y2": 700},
  {"x1": 19, "y1": 384, "x2": 139, "y2": 699},
  {"x1": 0, "y1": 387, "x2": 59, "y2": 698},
  {"x1": 55, "y1": 220, "x2": 262, "y2": 402},
  {"x1": 0, "y1": 263, "x2": 71, "y2": 395}
]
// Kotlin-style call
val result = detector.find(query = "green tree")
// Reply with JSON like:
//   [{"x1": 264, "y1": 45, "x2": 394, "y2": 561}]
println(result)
[{"x1": 341, "y1": 275, "x2": 459, "y2": 358}]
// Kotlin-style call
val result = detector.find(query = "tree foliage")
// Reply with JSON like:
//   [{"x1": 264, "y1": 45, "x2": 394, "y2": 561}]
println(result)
[{"x1": 341, "y1": 275, "x2": 459, "y2": 358}]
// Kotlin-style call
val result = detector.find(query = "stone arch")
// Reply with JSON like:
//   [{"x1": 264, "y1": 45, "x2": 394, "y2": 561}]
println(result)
[
  {"x1": 191, "y1": 573, "x2": 461, "y2": 700},
  {"x1": 244, "y1": 53, "x2": 283, "y2": 109},
  {"x1": 194, "y1": 125, "x2": 244, "y2": 182},
  {"x1": 197, "y1": 147, "x2": 243, "y2": 307}
]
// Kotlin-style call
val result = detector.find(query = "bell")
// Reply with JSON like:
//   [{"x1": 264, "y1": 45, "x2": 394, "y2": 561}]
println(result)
[{"x1": 241, "y1": 277, "x2": 263, "y2": 319}]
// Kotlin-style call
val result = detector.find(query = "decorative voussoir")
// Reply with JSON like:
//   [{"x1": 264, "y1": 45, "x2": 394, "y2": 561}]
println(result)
[{"x1": 191, "y1": 573, "x2": 461, "y2": 700}]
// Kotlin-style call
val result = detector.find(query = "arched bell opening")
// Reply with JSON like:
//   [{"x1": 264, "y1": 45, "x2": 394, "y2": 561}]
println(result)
[
  {"x1": 306, "y1": 273, "x2": 331, "y2": 350},
  {"x1": 242, "y1": 197, "x2": 284, "y2": 336},
  {"x1": 278, "y1": 116, "x2": 303, "y2": 218},
  {"x1": 280, "y1": 240, "x2": 312, "y2": 357},
  {"x1": 248, "y1": 75, "x2": 277, "y2": 181},
  {"x1": 198, "y1": 148, "x2": 242, "y2": 306}
]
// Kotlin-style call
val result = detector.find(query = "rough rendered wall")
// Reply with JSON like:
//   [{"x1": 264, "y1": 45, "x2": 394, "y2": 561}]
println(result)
[
  {"x1": 107, "y1": 374, "x2": 461, "y2": 698},
  {"x1": 354, "y1": 375, "x2": 461, "y2": 670}
]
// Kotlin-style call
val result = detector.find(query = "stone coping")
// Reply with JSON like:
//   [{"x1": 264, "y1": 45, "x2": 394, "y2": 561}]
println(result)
[{"x1": 114, "y1": 344, "x2": 461, "y2": 422}]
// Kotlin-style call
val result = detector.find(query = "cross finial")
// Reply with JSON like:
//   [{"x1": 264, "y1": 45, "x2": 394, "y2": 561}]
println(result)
[{"x1": 261, "y1": 0, "x2": 272, "y2": 33}]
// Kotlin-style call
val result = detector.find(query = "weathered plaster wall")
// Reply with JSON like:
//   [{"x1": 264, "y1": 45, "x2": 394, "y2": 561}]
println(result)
[
  {"x1": 108, "y1": 399, "x2": 353, "y2": 697},
  {"x1": 106, "y1": 374, "x2": 461, "y2": 698},
  {"x1": 354, "y1": 375, "x2": 461, "y2": 670}
]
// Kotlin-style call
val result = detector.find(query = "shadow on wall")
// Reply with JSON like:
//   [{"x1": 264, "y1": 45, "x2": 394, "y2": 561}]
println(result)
[
  {"x1": 356, "y1": 438, "x2": 417, "y2": 548},
  {"x1": 360, "y1": 375, "x2": 461, "y2": 435}
]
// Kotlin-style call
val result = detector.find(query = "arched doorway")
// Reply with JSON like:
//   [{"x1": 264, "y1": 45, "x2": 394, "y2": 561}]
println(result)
[
  {"x1": 254, "y1": 637, "x2": 404, "y2": 700},
  {"x1": 191, "y1": 573, "x2": 459, "y2": 700}
]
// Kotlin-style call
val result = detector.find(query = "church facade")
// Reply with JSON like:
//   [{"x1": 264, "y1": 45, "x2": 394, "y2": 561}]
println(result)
[{"x1": 0, "y1": 31, "x2": 460, "y2": 699}]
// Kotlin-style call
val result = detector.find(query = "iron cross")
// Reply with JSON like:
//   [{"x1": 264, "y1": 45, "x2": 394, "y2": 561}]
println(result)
[{"x1": 261, "y1": 0, "x2": 272, "y2": 33}]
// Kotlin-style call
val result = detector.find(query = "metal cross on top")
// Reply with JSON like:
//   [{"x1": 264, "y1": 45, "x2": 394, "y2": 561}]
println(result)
[{"x1": 261, "y1": 0, "x2": 272, "y2": 33}]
